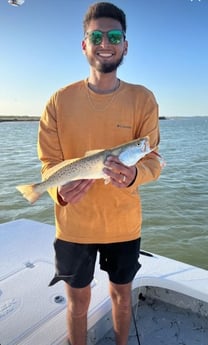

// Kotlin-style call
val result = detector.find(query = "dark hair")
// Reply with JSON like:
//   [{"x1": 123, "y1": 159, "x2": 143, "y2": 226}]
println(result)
[{"x1": 83, "y1": 2, "x2": 126, "y2": 33}]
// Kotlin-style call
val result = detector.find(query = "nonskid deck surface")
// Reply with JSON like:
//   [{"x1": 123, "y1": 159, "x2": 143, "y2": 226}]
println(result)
[{"x1": 97, "y1": 289, "x2": 208, "y2": 345}]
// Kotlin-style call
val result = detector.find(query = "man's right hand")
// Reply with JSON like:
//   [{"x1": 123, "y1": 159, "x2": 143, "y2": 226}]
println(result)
[{"x1": 58, "y1": 179, "x2": 95, "y2": 205}]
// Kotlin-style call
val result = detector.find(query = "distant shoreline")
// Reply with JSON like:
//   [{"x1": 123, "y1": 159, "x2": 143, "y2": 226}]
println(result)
[
  {"x1": 1, "y1": 115, "x2": 207, "y2": 122},
  {"x1": 0, "y1": 115, "x2": 167, "y2": 122},
  {"x1": 0, "y1": 116, "x2": 40, "y2": 122}
]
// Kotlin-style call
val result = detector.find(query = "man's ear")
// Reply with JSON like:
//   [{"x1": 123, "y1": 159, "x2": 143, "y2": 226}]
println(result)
[
  {"x1": 82, "y1": 40, "x2": 86, "y2": 54},
  {"x1": 124, "y1": 40, "x2": 128, "y2": 55}
]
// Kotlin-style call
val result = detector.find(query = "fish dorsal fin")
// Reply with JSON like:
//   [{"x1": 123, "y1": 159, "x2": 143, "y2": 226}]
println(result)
[
  {"x1": 84, "y1": 149, "x2": 105, "y2": 157},
  {"x1": 43, "y1": 158, "x2": 80, "y2": 180}
]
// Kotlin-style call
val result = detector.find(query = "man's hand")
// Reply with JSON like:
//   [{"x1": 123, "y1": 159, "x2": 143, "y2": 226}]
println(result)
[
  {"x1": 58, "y1": 179, "x2": 95, "y2": 204},
  {"x1": 103, "y1": 156, "x2": 137, "y2": 188}
]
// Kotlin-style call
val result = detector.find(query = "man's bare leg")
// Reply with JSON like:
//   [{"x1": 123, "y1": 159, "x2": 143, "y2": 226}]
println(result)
[
  {"x1": 65, "y1": 283, "x2": 91, "y2": 345},
  {"x1": 109, "y1": 281, "x2": 132, "y2": 345}
]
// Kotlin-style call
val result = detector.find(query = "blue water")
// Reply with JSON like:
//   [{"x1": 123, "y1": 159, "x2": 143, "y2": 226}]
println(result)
[{"x1": 0, "y1": 117, "x2": 207, "y2": 269}]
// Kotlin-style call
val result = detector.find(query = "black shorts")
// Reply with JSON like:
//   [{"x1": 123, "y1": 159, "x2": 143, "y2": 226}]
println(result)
[{"x1": 49, "y1": 238, "x2": 141, "y2": 288}]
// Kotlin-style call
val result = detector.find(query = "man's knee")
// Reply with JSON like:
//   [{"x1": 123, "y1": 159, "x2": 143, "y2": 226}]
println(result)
[
  {"x1": 109, "y1": 282, "x2": 132, "y2": 308},
  {"x1": 65, "y1": 283, "x2": 91, "y2": 317}
]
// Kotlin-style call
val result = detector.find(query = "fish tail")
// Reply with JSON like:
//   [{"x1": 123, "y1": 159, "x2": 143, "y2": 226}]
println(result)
[{"x1": 16, "y1": 184, "x2": 42, "y2": 204}]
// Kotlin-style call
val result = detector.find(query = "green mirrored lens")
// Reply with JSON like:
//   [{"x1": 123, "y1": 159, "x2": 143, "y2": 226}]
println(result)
[
  {"x1": 107, "y1": 30, "x2": 123, "y2": 45},
  {"x1": 90, "y1": 31, "x2": 103, "y2": 45}
]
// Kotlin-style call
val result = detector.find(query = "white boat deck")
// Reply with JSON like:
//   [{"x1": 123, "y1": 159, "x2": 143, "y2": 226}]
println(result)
[
  {"x1": 0, "y1": 219, "x2": 208, "y2": 345},
  {"x1": 97, "y1": 286, "x2": 208, "y2": 345}
]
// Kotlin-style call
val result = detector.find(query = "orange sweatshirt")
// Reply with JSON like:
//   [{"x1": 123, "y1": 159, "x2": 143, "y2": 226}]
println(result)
[{"x1": 38, "y1": 79, "x2": 161, "y2": 243}]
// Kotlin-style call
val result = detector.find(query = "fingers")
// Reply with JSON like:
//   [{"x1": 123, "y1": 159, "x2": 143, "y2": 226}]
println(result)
[
  {"x1": 103, "y1": 156, "x2": 137, "y2": 188},
  {"x1": 58, "y1": 179, "x2": 95, "y2": 204}
]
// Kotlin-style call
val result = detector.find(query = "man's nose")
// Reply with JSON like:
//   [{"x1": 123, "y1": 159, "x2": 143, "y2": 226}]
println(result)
[{"x1": 99, "y1": 33, "x2": 110, "y2": 47}]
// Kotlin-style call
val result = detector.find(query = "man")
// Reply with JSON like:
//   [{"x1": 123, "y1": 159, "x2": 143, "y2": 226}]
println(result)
[{"x1": 38, "y1": 2, "x2": 161, "y2": 345}]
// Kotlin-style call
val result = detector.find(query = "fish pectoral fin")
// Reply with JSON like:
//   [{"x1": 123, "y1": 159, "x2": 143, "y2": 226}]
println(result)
[
  {"x1": 43, "y1": 158, "x2": 80, "y2": 179},
  {"x1": 84, "y1": 149, "x2": 105, "y2": 157},
  {"x1": 104, "y1": 175, "x2": 111, "y2": 185}
]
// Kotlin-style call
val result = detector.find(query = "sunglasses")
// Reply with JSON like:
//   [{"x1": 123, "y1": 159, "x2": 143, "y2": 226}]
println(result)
[{"x1": 85, "y1": 29, "x2": 126, "y2": 46}]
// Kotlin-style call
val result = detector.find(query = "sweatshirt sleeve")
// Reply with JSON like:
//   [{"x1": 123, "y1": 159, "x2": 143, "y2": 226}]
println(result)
[
  {"x1": 128, "y1": 88, "x2": 162, "y2": 191},
  {"x1": 37, "y1": 93, "x2": 65, "y2": 205}
]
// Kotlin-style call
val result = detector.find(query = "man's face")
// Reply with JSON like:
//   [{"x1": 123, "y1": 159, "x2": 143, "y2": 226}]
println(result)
[{"x1": 82, "y1": 17, "x2": 128, "y2": 73}]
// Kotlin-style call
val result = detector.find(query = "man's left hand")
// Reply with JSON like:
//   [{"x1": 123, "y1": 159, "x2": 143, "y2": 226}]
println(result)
[{"x1": 103, "y1": 156, "x2": 137, "y2": 188}]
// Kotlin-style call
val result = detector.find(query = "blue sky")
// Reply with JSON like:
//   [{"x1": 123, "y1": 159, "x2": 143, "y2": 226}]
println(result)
[{"x1": 0, "y1": 0, "x2": 207, "y2": 117}]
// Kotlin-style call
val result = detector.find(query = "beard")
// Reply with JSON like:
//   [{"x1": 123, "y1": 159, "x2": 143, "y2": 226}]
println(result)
[{"x1": 86, "y1": 54, "x2": 124, "y2": 73}]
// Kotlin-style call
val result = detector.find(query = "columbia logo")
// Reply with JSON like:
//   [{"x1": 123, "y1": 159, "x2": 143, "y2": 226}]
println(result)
[{"x1": 117, "y1": 124, "x2": 132, "y2": 129}]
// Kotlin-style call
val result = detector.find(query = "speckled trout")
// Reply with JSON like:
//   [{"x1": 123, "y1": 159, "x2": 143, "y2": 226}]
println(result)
[{"x1": 16, "y1": 136, "x2": 152, "y2": 204}]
